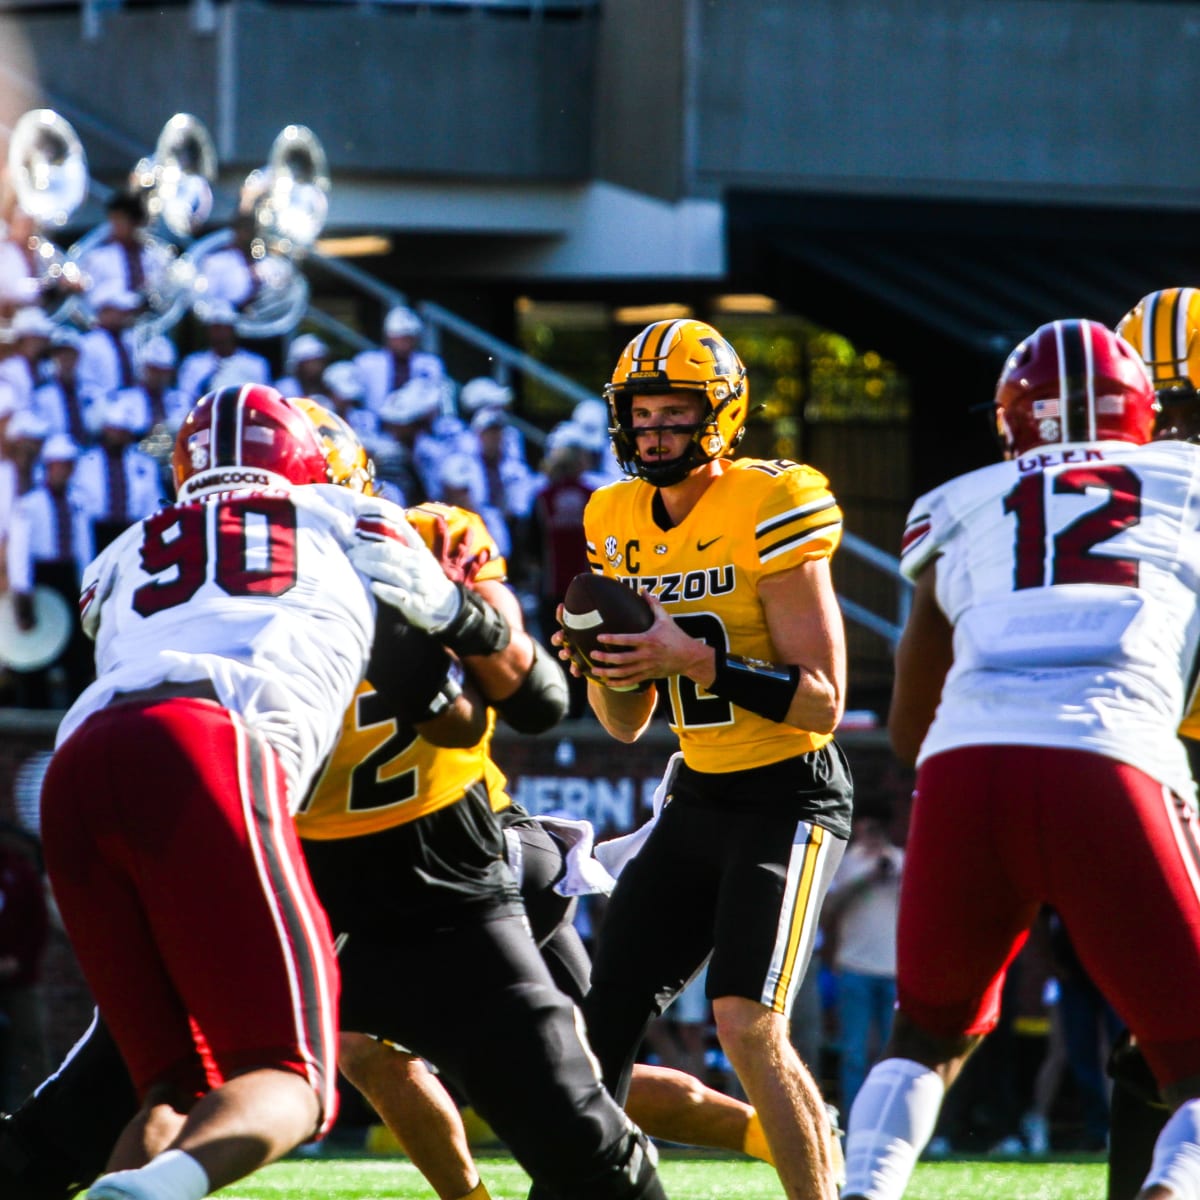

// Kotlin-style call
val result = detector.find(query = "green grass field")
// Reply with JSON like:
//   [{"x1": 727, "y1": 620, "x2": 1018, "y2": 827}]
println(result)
[{"x1": 209, "y1": 1150, "x2": 1108, "y2": 1199}]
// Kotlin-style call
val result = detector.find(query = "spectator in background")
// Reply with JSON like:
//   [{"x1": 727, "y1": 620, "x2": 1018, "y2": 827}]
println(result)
[
  {"x1": 0, "y1": 820, "x2": 49, "y2": 1112},
  {"x1": 355, "y1": 305, "x2": 445, "y2": 416},
  {"x1": 436, "y1": 450, "x2": 511, "y2": 558},
  {"x1": 322, "y1": 360, "x2": 382, "y2": 451},
  {"x1": 72, "y1": 393, "x2": 163, "y2": 552},
  {"x1": 2, "y1": 409, "x2": 50, "y2": 503},
  {"x1": 6, "y1": 433, "x2": 93, "y2": 707},
  {"x1": 572, "y1": 398, "x2": 625, "y2": 488},
  {"x1": 76, "y1": 284, "x2": 141, "y2": 398},
  {"x1": 460, "y1": 376, "x2": 526, "y2": 461},
  {"x1": 374, "y1": 377, "x2": 446, "y2": 505},
  {"x1": 177, "y1": 300, "x2": 272, "y2": 405},
  {"x1": 34, "y1": 326, "x2": 96, "y2": 447},
  {"x1": 275, "y1": 334, "x2": 329, "y2": 399},
  {"x1": 0, "y1": 202, "x2": 84, "y2": 325},
  {"x1": 0, "y1": 307, "x2": 54, "y2": 412},
  {"x1": 0, "y1": 389, "x2": 23, "y2": 590},
  {"x1": 119, "y1": 335, "x2": 189, "y2": 436},
  {"x1": 471, "y1": 407, "x2": 536, "y2": 548},
  {"x1": 0, "y1": 205, "x2": 45, "y2": 320},
  {"x1": 529, "y1": 421, "x2": 595, "y2": 713},
  {"x1": 821, "y1": 808, "x2": 903, "y2": 1114},
  {"x1": 197, "y1": 212, "x2": 263, "y2": 312},
  {"x1": 79, "y1": 190, "x2": 168, "y2": 308}
]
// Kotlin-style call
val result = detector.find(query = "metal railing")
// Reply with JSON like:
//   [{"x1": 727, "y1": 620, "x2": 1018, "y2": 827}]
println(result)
[{"x1": 839, "y1": 530, "x2": 912, "y2": 650}]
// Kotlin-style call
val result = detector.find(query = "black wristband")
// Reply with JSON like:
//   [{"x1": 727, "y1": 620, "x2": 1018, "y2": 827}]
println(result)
[
  {"x1": 438, "y1": 584, "x2": 512, "y2": 659},
  {"x1": 706, "y1": 645, "x2": 800, "y2": 723}
]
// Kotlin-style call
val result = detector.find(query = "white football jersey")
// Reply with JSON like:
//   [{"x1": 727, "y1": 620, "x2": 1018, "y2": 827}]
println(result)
[
  {"x1": 900, "y1": 440, "x2": 1200, "y2": 798},
  {"x1": 57, "y1": 484, "x2": 411, "y2": 806}
]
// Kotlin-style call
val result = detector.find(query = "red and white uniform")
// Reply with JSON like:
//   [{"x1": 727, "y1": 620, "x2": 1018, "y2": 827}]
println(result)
[
  {"x1": 42, "y1": 479, "x2": 412, "y2": 1130},
  {"x1": 902, "y1": 439, "x2": 1200, "y2": 801},
  {"x1": 59, "y1": 482, "x2": 391, "y2": 799},
  {"x1": 898, "y1": 438, "x2": 1200, "y2": 1088}
]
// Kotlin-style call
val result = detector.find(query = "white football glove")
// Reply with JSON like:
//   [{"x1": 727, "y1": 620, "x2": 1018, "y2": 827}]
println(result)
[{"x1": 348, "y1": 540, "x2": 463, "y2": 634}]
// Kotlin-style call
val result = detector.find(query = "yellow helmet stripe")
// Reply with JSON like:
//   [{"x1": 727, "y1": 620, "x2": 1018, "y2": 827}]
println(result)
[
  {"x1": 631, "y1": 319, "x2": 689, "y2": 371},
  {"x1": 1144, "y1": 288, "x2": 1193, "y2": 384}
]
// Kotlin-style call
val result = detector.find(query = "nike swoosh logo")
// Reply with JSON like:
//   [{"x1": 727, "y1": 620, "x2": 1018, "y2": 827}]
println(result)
[{"x1": 696, "y1": 536, "x2": 723, "y2": 551}]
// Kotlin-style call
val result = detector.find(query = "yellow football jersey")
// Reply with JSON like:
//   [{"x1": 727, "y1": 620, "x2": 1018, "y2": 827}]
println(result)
[
  {"x1": 582, "y1": 457, "x2": 843, "y2": 774},
  {"x1": 296, "y1": 504, "x2": 507, "y2": 841}
]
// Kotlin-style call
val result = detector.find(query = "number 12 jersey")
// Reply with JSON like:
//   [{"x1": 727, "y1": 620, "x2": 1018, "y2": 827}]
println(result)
[{"x1": 900, "y1": 439, "x2": 1200, "y2": 799}]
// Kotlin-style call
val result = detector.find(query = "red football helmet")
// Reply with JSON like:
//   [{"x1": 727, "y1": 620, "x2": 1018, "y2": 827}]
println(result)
[
  {"x1": 994, "y1": 319, "x2": 1157, "y2": 457},
  {"x1": 173, "y1": 384, "x2": 331, "y2": 499}
]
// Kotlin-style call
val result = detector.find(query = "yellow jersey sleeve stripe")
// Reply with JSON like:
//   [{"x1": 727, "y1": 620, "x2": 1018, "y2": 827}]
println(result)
[
  {"x1": 759, "y1": 517, "x2": 843, "y2": 563},
  {"x1": 755, "y1": 496, "x2": 839, "y2": 540}
]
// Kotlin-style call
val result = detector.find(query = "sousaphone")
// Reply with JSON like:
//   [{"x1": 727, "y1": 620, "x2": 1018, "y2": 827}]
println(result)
[
  {"x1": 183, "y1": 124, "x2": 330, "y2": 340},
  {"x1": 5, "y1": 109, "x2": 89, "y2": 314}
]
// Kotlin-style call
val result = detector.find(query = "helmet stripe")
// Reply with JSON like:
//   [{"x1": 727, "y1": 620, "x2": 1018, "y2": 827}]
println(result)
[
  {"x1": 1144, "y1": 287, "x2": 1188, "y2": 384},
  {"x1": 634, "y1": 320, "x2": 687, "y2": 371},
  {"x1": 1053, "y1": 320, "x2": 1069, "y2": 444},
  {"x1": 1082, "y1": 318, "x2": 1096, "y2": 441},
  {"x1": 1143, "y1": 288, "x2": 1163, "y2": 366},
  {"x1": 1176, "y1": 289, "x2": 1197, "y2": 378},
  {"x1": 1055, "y1": 319, "x2": 1091, "y2": 444},
  {"x1": 213, "y1": 387, "x2": 237, "y2": 468}
]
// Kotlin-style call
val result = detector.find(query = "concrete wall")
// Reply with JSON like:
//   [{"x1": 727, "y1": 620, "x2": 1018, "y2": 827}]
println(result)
[
  {"x1": 687, "y1": 0, "x2": 1200, "y2": 207},
  {"x1": 2, "y1": 3, "x2": 597, "y2": 180}
]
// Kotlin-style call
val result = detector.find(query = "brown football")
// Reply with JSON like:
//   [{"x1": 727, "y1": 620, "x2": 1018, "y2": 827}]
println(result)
[{"x1": 560, "y1": 572, "x2": 653, "y2": 677}]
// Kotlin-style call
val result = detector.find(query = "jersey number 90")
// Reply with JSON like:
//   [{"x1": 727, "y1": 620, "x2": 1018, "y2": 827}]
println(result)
[{"x1": 133, "y1": 495, "x2": 299, "y2": 617}]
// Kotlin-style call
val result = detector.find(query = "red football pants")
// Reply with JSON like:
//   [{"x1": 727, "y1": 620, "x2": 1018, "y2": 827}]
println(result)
[
  {"x1": 898, "y1": 744, "x2": 1200, "y2": 1090},
  {"x1": 41, "y1": 697, "x2": 340, "y2": 1132}
]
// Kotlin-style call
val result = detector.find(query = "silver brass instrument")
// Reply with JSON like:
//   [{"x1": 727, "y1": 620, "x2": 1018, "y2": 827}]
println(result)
[
  {"x1": 250, "y1": 124, "x2": 330, "y2": 253},
  {"x1": 64, "y1": 113, "x2": 219, "y2": 344},
  {"x1": 5, "y1": 109, "x2": 89, "y2": 306},
  {"x1": 184, "y1": 124, "x2": 330, "y2": 340},
  {"x1": 135, "y1": 113, "x2": 218, "y2": 240}
]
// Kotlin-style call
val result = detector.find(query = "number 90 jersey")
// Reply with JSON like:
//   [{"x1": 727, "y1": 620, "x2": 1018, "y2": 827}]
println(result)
[
  {"x1": 56, "y1": 484, "x2": 404, "y2": 806},
  {"x1": 900, "y1": 439, "x2": 1200, "y2": 799},
  {"x1": 583, "y1": 458, "x2": 843, "y2": 774}
]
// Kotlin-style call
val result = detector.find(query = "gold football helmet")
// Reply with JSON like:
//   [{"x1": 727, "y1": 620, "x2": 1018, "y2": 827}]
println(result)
[
  {"x1": 1116, "y1": 288, "x2": 1200, "y2": 440},
  {"x1": 604, "y1": 319, "x2": 749, "y2": 486},
  {"x1": 292, "y1": 395, "x2": 376, "y2": 494}
]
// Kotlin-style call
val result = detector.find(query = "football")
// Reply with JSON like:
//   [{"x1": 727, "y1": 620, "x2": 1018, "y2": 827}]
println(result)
[{"x1": 560, "y1": 572, "x2": 654, "y2": 681}]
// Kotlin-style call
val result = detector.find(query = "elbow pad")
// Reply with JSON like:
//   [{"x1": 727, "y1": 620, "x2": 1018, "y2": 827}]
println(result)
[{"x1": 494, "y1": 641, "x2": 569, "y2": 734}]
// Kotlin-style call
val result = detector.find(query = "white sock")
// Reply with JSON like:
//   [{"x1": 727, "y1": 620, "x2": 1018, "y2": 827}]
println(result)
[
  {"x1": 1145, "y1": 1098, "x2": 1200, "y2": 1200},
  {"x1": 842, "y1": 1058, "x2": 945, "y2": 1200},
  {"x1": 91, "y1": 1149, "x2": 210, "y2": 1200}
]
